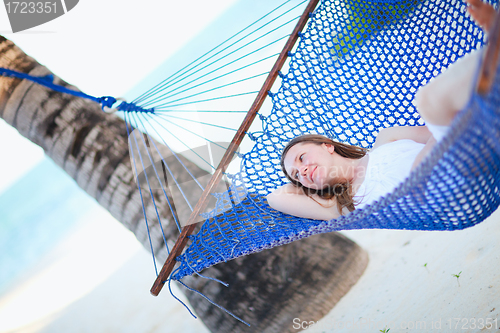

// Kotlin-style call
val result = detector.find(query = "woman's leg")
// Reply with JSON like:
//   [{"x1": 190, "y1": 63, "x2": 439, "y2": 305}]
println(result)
[
  {"x1": 414, "y1": 49, "x2": 482, "y2": 127},
  {"x1": 414, "y1": 0, "x2": 496, "y2": 139},
  {"x1": 411, "y1": 50, "x2": 483, "y2": 168}
]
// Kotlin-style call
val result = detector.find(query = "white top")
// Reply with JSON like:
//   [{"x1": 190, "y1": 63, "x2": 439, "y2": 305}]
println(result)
[{"x1": 353, "y1": 139, "x2": 425, "y2": 209}]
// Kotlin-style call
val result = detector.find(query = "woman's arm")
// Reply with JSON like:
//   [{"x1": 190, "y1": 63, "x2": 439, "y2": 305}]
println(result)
[
  {"x1": 374, "y1": 126, "x2": 438, "y2": 170},
  {"x1": 414, "y1": 48, "x2": 482, "y2": 126},
  {"x1": 411, "y1": 135, "x2": 437, "y2": 170},
  {"x1": 266, "y1": 183, "x2": 341, "y2": 220},
  {"x1": 373, "y1": 125, "x2": 432, "y2": 149}
]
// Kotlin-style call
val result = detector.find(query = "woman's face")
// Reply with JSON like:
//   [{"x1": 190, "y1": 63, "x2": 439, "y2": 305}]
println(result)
[{"x1": 283, "y1": 142, "x2": 337, "y2": 190}]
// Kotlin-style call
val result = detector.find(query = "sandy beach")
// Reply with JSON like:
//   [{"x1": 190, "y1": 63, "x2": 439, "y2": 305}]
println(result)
[
  {"x1": 312, "y1": 209, "x2": 500, "y2": 333},
  {"x1": 0, "y1": 206, "x2": 210, "y2": 333},
  {"x1": 1, "y1": 201, "x2": 499, "y2": 333}
]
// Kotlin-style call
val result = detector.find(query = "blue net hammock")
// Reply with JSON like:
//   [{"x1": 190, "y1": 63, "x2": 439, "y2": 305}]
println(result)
[
  {"x1": 2, "y1": 0, "x2": 499, "y2": 313},
  {"x1": 165, "y1": 0, "x2": 500, "y2": 281}
]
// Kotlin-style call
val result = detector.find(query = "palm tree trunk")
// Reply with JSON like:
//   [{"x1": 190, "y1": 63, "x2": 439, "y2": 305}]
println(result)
[{"x1": 0, "y1": 36, "x2": 368, "y2": 333}]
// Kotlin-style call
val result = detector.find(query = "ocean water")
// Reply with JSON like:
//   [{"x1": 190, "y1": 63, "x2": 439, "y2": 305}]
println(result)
[{"x1": 0, "y1": 157, "x2": 99, "y2": 295}]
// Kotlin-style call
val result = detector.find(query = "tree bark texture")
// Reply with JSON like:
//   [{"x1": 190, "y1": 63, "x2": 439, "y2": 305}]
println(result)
[{"x1": 0, "y1": 36, "x2": 368, "y2": 332}]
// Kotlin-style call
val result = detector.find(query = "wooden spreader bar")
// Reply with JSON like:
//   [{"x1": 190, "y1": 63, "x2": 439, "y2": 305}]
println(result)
[
  {"x1": 150, "y1": 0, "x2": 320, "y2": 296},
  {"x1": 477, "y1": 7, "x2": 500, "y2": 95}
]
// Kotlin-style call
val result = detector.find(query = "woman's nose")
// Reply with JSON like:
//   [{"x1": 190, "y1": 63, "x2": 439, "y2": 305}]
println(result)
[{"x1": 299, "y1": 165, "x2": 308, "y2": 176}]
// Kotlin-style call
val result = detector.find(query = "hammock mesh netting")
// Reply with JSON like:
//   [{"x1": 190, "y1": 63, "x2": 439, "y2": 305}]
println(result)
[{"x1": 169, "y1": 0, "x2": 500, "y2": 280}]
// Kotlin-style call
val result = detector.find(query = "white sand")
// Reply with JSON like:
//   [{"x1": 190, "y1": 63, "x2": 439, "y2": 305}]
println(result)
[
  {"x1": 307, "y1": 208, "x2": 500, "y2": 333},
  {"x1": 1, "y1": 204, "x2": 499, "y2": 333}
]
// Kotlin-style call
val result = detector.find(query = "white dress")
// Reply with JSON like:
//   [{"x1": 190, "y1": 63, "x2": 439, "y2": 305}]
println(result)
[
  {"x1": 353, "y1": 139, "x2": 425, "y2": 209},
  {"x1": 350, "y1": 49, "x2": 479, "y2": 209}
]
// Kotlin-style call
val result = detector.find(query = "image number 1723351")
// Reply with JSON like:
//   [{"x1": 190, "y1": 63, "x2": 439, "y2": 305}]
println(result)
[{"x1": 3, "y1": 0, "x2": 79, "y2": 33}]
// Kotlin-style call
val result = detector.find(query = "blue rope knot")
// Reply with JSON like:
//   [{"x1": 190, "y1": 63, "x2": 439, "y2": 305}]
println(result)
[
  {"x1": 40, "y1": 74, "x2": 54, "y2": 83},
  {"x1": 97, "y1": 97, "x2": 156, "y2": 114},
  {"x1": 246, "y1": 132, "x2": 257, "y2": 141},
  {"x1": 96, "y1": 96, "x2": 117, "y2": 110},
  {"x1": 225, "y1": 173, "x2": 236, "y2": 181},
  {"x1": 117, "y1": 101, "x2": 155, "y2": 114}
]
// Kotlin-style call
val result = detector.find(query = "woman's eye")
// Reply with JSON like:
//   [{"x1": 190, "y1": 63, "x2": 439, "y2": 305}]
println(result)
[
  {"x1": 295, "y1": 171, "x2": 299, "y2": 179},
  {"x1": 299, "y1": 154, "x2": 304, "y2": 162}
]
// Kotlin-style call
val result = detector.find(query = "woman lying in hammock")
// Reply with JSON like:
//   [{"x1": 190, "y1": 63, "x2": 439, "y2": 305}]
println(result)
[{"x1": 266, "y1": 0, "x2": 497, "y2": 221}]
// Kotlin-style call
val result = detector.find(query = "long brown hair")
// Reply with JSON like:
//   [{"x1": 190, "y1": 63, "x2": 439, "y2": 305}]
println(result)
[{"x1": 280, "y1": 134, "x2": 367, "y2": 213}]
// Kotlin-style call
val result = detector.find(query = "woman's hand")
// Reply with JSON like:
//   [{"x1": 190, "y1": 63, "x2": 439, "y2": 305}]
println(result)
[
  {"x1": 411, "y1": 135, "x2": 437, "y2": 171},
  {"x1": 466, "y1": 0, "x2": 496, "y2": 32},
  {"x1": 266, "y1": 183, "x2": 341, "y2": 220}
]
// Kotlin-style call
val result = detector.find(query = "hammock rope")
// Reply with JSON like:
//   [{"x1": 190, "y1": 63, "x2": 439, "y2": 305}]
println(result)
[
  {"x1": 133, "y1": 0, "x2": 306, "y2": 105},
  {"x1": 124, "y1": 111, "x2": 163, "y2": 274},
  {"x1": 141, "y1": 113, "x2": 222, "y2": 171},
  {"x1": 139, "y1": 32, "x2": 291, "y2": 107}
]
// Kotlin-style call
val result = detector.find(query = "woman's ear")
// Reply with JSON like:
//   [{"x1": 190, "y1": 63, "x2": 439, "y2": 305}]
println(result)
[{"x1": 323, "y1": 143, "x2": 335, "y2": 154}]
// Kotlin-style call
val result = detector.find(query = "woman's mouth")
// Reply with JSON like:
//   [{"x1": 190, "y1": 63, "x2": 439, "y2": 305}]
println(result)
[{"x1": 310, "y1": 166, "x2": 316, "y2": 183}]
